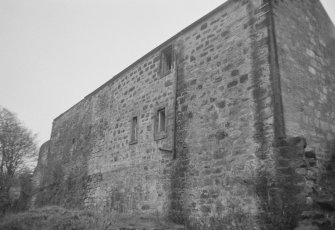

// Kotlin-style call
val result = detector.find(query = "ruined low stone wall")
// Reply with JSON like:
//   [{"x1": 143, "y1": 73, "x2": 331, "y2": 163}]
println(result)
[{"x1": 270, "y1": 136, "x2": 335, "y2": 230}]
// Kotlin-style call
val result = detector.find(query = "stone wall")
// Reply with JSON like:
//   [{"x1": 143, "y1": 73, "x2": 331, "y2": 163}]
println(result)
[
  {"x1": 171, "y1": 0, "x2": 279, "y2": 228},
  {"x1": 273, "y1": 0, "x2": 335, "y2": 163},
  {"x1": 32, "y1": 0, "x2": 335, "y2": 229},
  {"x1": 272, "y1": 136, "x2": 335, "y2": 230},
  {"x1": 35, "y1": 44, "x2": 177, "y2": 214},
  {"x1": 34, "y1": 0, "x2": 276, "y2": 226},
  {"x1": 30, "y1": 141, "x2": 50, "y2": 208}
]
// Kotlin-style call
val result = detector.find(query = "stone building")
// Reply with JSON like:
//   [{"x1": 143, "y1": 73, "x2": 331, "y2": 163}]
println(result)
[{"x1": 33, "y1": 0, "x2": 335, "y2": 229}]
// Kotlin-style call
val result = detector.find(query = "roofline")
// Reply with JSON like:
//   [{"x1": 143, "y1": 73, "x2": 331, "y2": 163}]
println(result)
[
  {"x1": 318, "y1": 0, "x2": 335, "y2": 28},
  {"x1": 54, "y1": 0, "x2": 233, "y2": 122}
]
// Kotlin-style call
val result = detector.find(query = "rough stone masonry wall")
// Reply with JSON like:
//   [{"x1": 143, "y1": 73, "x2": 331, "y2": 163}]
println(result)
[
  {"x1": 171, "y1": 0, "x2": 278, "y2": 228},
  {"x1": 34, "y1": 98, "x2": 94, "y2": 208},
  {"x1": 82, "y1": 52, "x2": 176, "y2": 215},
  {"x1": 30, "y1": 141, "x2": 50, "y2": 208},
  {"x1": 271, "y1": 1, "x2": 335, "y2": 229},
  {"x1": 271, "y1": 135, "x2": 335, "y2": 230},
  {"x1": 33, "y1": 0, "x2": 279, "y2": 227},
  {"x1": 35, "y1": 46, "x2": 177, "y2": 214},
  {"x1": 273, "y1": 0, "x2": 335, "y2": 164},
  {"x1": 33, "y1": 0, "x2": 335, "y2": 229}
]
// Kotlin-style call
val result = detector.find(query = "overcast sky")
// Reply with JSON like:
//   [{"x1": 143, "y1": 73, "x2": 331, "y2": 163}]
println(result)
[{"x1": 1, "y1": 0, "x2": 335, "y2": 145}]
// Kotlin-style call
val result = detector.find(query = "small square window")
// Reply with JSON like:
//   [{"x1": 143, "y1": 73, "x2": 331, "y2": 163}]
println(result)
[
  {"x1": 161, "y1": 46, "x2": 173, "y2": 75},
  {"x1": 130, "y1": 116, "x2": 138, "y2": 144},
  {"x1": 155, "y1": 107, "x2": 167, "y2": 140}
]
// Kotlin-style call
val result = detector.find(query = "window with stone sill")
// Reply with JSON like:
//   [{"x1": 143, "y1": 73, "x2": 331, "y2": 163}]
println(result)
[
  {"x1": 130, "y1": 116, "x2": 138, "y2": 144},
  {"x1": 161, "y1": 45, "x2": 173, "y2": 76},
  {"x1": 154, "y1": 107, "x2": 167, "y2": 140}
]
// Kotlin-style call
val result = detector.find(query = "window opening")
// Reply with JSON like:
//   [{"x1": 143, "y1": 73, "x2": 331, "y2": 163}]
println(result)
[
  {"x1": 161, "y1": 46, "x2": 173, "y2": 75},
  {"x1": 158, "y1": 108, "x2": 166, "y2": 133},
  {"x1": 130, "y1": 116, "x2": 138, "y2": 143},
  {"x1": 154, "y1": 107, "x2": 167, "y2": 141}
]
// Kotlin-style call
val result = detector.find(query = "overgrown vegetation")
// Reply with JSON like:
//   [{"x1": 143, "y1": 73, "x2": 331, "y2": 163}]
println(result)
[
  {"x1": 34, "y1": 161, "x2": 88, "y2": 209},
  {"x1": 0, "y1": 206, "x2": 184, "y2": 230},
  {"x1": 181, "y1": 199, "x2": 257, "y2": 230},
  {"x1": 0, "y1": 206, "x2": 104, "y2": 230}
]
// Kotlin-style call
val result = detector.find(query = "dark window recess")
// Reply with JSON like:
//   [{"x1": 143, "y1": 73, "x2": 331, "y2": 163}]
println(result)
[
  {"x1": 130, "y1": 116, "x2": 138, "y2": 143},
  {"x1": 155, "y1": 108, "x2": 167, "y2": 140},
  {"x1": 158, "y1": 108, "x2": 166, "y2": 133},
  {"x1": 161, "y1": 46, "x2": 173, "y2": 75}
]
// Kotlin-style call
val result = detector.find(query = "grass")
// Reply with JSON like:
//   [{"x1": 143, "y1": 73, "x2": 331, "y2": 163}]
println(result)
[
  {"x1": 0, "y1": 206, "x2": 185, "y2": 230},
  {"x1": 0, "y1": 206, "x2": 104, "y2": 230}
]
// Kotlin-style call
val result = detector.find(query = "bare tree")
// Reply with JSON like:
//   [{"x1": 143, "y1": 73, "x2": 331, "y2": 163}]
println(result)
[
  {"x1": 0, "y1": 106, "x2": 38, "y2": 214},
  {"x1": 0, "y1": 107, "x2": 37, "y2": 176}
]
